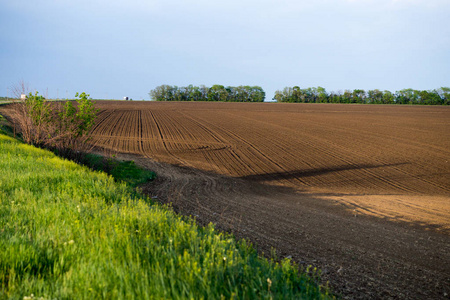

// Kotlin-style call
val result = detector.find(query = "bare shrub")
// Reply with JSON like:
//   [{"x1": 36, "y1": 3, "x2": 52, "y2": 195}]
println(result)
[
  {"x1": 9, "y1": 91, "x2": 50, "y2": 145},
  {"x1": 9, "y1": 79, "x2": 30, "y2": 100},
  {"x1": 8, "y1": 90, "x2": 98, "y2": 156}
]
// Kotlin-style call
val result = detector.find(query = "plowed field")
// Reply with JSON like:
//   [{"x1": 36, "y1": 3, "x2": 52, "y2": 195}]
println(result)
[
  {"x1": 90, "y1": 102, "x2": 450, "y2": 230},
  {"x1": 88, "y1": 102, "x2": 450, "y2": 299}
]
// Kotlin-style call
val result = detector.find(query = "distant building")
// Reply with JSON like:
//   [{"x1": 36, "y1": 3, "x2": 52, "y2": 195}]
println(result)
[{"x1": 20, "y1": 94, "x2": 26, "y2": 100}]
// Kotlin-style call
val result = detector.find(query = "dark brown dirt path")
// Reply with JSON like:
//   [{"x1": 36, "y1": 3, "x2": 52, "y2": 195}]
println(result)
[{"x1": 112, "y1": 152, "x2": 450, "y2": 300}]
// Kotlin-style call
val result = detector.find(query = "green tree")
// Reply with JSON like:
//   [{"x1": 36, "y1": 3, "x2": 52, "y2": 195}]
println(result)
[
  {"x1": 149, "y1": 85, "x2": 173, "y2": 101},
  {"x1": 437, "y1": 87, "x2": 450, "y2": 105},
  {"x1": 382, "y1": 90, "x2": 394, "y2": 104},
  {"x1": 353, "y1": 89, "x2": 366, "y2": 103},
  {"x1": 396, "y1": 89, "x2": 420, "y2": 104},
  {"x1": 250, "y1": 86, "x2": 266, "y2": 102},
  {"x1": 273, "y1": 90, "x2": 284, "y2": 102},
  {"x1": 316, "y1": 86, "x2": 328, "y2": 103},
  {"x1": 367, "y1": 89, "x2": 383, "y2": 104},
  {"x1": 209, "y1": 85, "x2": 228, "y2": 101},
  {"x1": 343, "y1": 90, "x2": 352, "y2": 103}
]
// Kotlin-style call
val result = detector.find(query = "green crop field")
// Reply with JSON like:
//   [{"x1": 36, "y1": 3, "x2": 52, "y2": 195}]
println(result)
[{"x1": 0, "y1": 129, "x2": 331, "y2": 299}]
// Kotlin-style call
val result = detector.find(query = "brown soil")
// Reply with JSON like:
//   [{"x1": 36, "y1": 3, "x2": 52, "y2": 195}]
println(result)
[
  {"x1": 12, "y1": 101, "x2": 450, "y2": 299},
  {"x1": 124, "y1": 153, "x2": 450, "y2": 299},
  {"x1": 90, "y1": 102, "x2": 450, "y2": 231}
]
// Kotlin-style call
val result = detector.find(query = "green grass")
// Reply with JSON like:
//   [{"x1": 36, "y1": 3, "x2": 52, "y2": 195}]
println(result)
[
  {"x1": 78, "y1": 153, "x2": 156, "y2": 187},
  {"x1": 0, "y1": 132, "x2": 332, "y2": 299},
  {"x1": 0, "y1": 115, "x2": 14, "y2": 138}
]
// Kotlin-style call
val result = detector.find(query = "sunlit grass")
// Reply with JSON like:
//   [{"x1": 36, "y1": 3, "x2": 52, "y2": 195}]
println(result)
[
  {"x1": 79, "y1": 153, "x2": 156, "y2": 187},
  {"x1": 0, "y1": 132, "x2": 332, "y2": 299}
]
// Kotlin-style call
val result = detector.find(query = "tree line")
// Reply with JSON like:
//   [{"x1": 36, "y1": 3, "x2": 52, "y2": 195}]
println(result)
[
  {"x1": 149, "y1": 85, "x2": 266, "y2": 102},
  {"x1": 273, "y1": 86, "x2": 450, "y2": 105}
]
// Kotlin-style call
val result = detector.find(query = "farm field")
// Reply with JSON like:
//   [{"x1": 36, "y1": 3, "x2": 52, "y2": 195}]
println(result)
[
  {"x1": 3, "y1": 101, "x2": 449, "y2": 298},
  {"x1": 90, "y1": 101, "x2": 450, "y2": 232},
  {"x1": 87, "y1": 101, "x2": 450, "y2": 298}
]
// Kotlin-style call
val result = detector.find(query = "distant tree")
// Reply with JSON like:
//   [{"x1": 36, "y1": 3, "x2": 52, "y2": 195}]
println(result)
[
  {"x1": 437, "y1": 87, "x2": 450, "y2": 105},
  {"x1": 209, "y1": 85, "x2": 227, "y2": 101},
  {"x1": 395, "y1": 89, "x2": 419, "y2": 104},
  {"x1": 316, "y1": 86, "x2": 328, "y2": 103},
  {"x1": 149, "y1": 85, "x2": 265, "y2": 102},
  {"x1": 352, "y1": 89, "x2": 366, "y2": 103},
  {"x1": 367, "y1": 89, "x2": 383, "y2": 104},
  {"x1": 292, "y1": 86, "x2": 301, "y2": 102},
  {"x1": 199, "y1": 85, "x2": 209, "y2": 100},
  {"x1": 419, "y1": 90, "x2": 441, "y2": 105},
  {"x1": 382, "y1": 90, "x2": 394, "y2": 104},
  {"x1": 150, "y1": 85, "x2": 173, "y2": 101},
  {"x1": 273, "y1": 90, "x2": 284, "y2": 102},
  {"x1": 343, "y1": 90, "x2": 352, "y2": 103},
  {"x1": 251, "y1": 86, "x2": 266, "y2": 102},
  {"x1": 272, "y1": 86, "x2": 448, "y2": 105},
  {"x1": 184, "y1": 84, "x2": 194, "y2": 101}
]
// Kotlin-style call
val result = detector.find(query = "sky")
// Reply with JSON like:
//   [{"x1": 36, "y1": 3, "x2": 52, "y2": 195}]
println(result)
[{"x1": 0, "y1": 0, "x2": 449, "y2": 101}]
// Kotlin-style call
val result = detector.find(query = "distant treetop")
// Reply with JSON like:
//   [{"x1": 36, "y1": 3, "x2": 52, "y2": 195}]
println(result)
[
  {"x1": 273, "y1": 86, "x2": 450, "y2": 105},
  {"x1": 149, "y1": 85, "x2": 265, "y2": 102}
]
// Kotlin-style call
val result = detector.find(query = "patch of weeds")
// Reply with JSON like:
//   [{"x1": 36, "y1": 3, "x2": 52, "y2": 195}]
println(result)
[
  {"x1": 0, "y1": 113, "x2": 16, "y2": 138},
  {"x1": 81, "y1": 153, "x2": 156, "y2": 187}
]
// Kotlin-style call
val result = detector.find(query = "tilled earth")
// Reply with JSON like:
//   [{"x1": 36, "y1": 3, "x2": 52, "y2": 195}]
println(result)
[
  {"x1": 107, "y1": 152, "x2": 448, "y2": 300},
  {"x1": 88, "y1": 102, "x2": 450, "y2": 233},
  {"x1": 82, "y1": 102, "x2": 449, "y2": 299}
]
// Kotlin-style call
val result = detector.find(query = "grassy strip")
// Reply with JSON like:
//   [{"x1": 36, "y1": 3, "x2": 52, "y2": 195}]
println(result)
[
  {"x1": 77, "y1": 153, "x2": 156, "y2": 187},
  {"x1": 0, "y1": 115, "x2": 15, "y2": 138},
  {"x1": 0, "y1": 132, "x2": 332, "y2": 299}
]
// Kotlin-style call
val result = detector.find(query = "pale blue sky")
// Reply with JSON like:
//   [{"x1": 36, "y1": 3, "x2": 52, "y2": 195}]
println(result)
[{"x1": 1, "y1": 0, "x2": 449, "y2": 100}]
